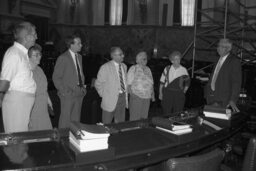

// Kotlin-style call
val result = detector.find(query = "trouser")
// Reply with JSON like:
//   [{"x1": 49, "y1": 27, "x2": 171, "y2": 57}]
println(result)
[
  {"x1": 162, "y1": 88, "x2": 185, "y2": 116},
  {"x1": 129, "y1": 94, "x2": 150, "y2": 121},
  {"x1": 102, "y1": 93, "x2": 126, "y2": 124},
  {"x1": 58, "y1": 94, "x2": 84, "y2": 128},
  {"x1": 2, "y1": 91, "x2": 35, "y2": 133}
]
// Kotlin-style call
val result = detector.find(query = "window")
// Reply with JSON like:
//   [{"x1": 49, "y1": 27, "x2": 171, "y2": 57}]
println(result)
[
  {"x1": 110, "y1": 0, "x2": 123, "y2": 25},
  {"x1": 181, "y1": 0, "x2": 195, "y2": 26}
]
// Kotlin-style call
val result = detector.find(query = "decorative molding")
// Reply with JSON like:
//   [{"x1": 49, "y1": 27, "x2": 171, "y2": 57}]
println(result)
[{"x1": 20, "y1": 0, "x2": 57, "y2": 18}]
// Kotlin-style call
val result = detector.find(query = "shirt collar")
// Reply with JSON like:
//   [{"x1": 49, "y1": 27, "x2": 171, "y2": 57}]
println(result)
[
  {"x1": 220, "y1": 53, "x2": 229, "y2": 62},
  {"x1": 112, "y1": 60, "x2": 121, "y2": 66},
  {"x1": 171, "y1": 65, "x2": 181, "y2": 70},
  {"x1": 14, "y1": 41, "x2": 28, "y2": 54},
  {"x1": 69, "y1": 49, "x2": 76, "y2": 57}
]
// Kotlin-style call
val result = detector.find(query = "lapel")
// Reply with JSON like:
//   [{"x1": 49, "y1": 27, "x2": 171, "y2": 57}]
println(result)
[
  {"x1": 66, "y1": 51, "x2": 84, "y2": 81},
  {"x1": 66, "y1": 51, "x2": 76, "y2": 73},
  {"x1": 218, "y1": 54, "x2": 232, "y2": 75},
  {"x1": 210, "y1": 54, "x2": 232, "y2": 80}
]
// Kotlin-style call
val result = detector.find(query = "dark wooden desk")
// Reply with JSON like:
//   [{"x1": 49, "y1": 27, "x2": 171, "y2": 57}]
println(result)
[{"x1": 0, "y1": 113, "x2": 247, "y2": 171}]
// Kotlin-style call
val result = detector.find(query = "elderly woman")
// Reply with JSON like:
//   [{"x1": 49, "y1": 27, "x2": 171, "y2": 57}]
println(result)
[
  {"x1": 127, "y1": 51, "x2": 155, "y2": 121},
  {"x1": 28, "y1": 44, "x2": 53, "y2": 131},
  {"x1": 159, "y1": 51, "x2": 190, "y2": 115}
]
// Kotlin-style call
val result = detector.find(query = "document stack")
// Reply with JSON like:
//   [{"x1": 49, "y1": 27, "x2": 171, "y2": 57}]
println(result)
[
  {"x1": 203, "y1": 105, "x2": 232, "y2": 120},
  {"x1": 69, "y1": 122, "x2": 110, "y2": 152},
  {"x1": 152, "y1": 117, "x2": 192, "y2": 135}
]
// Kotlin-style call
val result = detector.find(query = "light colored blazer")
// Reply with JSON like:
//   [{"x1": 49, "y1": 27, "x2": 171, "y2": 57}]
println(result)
[
  {"x1": 52, "y1": 50, "x2": 85, "y2": 97},
  {"x1": 95, "y1": 60, "x2": 127, "y2": 112}
]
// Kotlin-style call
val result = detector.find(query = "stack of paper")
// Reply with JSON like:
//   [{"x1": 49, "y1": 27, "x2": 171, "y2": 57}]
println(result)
[
  {"x1": 69, "y1": 122, "x2": 110, "y2": 152},
  {"x1": 152, "y1": 117, "x2": 193, "y2": 135},
  {"x1": 203, "y1": 105, "x2": 232, "y2": 120}
]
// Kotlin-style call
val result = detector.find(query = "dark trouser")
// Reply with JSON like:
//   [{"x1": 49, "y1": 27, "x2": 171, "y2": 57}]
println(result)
[
  {"x1": 161, "y1": 88, "x2": 185, "y2": 116},
  {"x1": 206, "y1": 86, "x2": 228, "y2": 107},
  {"x1": 58, "y1": 94, "x2": 84, "y2": 128},
  {"x1": 102, "y1": 93, "x2": 126, "y2": 124},
  {"x1": 129, "y1": 93, "x2": 150, "y2": 121}
]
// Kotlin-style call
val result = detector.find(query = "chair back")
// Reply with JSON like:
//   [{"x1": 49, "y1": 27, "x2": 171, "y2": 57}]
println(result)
[
  {"x1": 242, "y1": 137, "x2": 256, "y2": 171},
  {"x1": 163, "y1": 148, "x2": 225, "y2": 171}
]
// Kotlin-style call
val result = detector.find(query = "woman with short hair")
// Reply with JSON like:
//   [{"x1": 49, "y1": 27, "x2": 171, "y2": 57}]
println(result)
[
  {"x1": 127, "y1": 51, "x2": 155, "y2": 121},
  {"x1": 159, "y1": 51, "x2": 190, "y2": 115}
]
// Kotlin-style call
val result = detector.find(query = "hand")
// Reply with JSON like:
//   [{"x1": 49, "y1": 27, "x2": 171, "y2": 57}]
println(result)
[
  {"x1": 159, "y1": 93, "x2": 163, "y2": 100},
  {"x1": 81, "y1": 87, "x2": 87, "y2": 94},
  {"x1": 183, "y1": 87, "x2": 189, "y2": 93},
  {"x1": 0, "y1": 93, "x2": 5, "y2": 108},
  {"x1": 151, "y1": 95, "x2": 155, "y2": 102},
  {"x1": 48, "y1": 98, "x2": 53, "y2": 109},
  {"x1": 227, "y1": 100, "x2": 240, "y2": 113}
]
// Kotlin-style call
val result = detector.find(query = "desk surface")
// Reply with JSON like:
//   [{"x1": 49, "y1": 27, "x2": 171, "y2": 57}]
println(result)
[{"x1": 0, "y1": 112, "x2": 247, "y2": 171}]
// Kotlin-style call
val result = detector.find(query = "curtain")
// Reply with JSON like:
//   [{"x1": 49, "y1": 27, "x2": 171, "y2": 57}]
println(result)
[
  {"x1": 181, "y1": 0, "x2": 195, "y2": 26},
  {"x1": 110, "y1": 0, "x2": 123, "y2": 25}
]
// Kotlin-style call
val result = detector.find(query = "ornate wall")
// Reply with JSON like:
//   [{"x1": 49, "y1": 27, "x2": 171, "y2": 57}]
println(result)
[{"x1": 48, "y1": 25, "x2": 215, "y2": 64}]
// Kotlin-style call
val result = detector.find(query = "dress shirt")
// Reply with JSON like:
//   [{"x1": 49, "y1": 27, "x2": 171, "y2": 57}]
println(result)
[
  {"x1": 212, "y1": 54, "x2": 229, "y2": 79},
  {"x1": 210, "y1": 54, "x2": 229, "y2": 91},
  {"x1": 69, "y1": 49, "x2": 83, "y2": 76},
  {"x1": 160, "y1": 65, "x2": 188, "y2": 87},
  {"x1": 0, "y1": 42, "x2": 36, "y2": 94},
  {"x1": 113, "y1": 61, "x2": 126, "y2": 93}
]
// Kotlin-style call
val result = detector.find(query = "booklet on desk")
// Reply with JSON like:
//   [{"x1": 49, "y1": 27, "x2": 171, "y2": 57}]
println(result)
[
  {"x1": 70, "y1": 121, "x2": 110, "y2": 139},
  {"x1": 203, "y1": 105, "x2": 233, "y2": 120},
  {"x1": 172, "y1": 121, "x2": 191, "y2": 131},
  {"x1": 152, "y1": 117, "x2": 191, "y2": 131},
  {"x1": 69, "y1": 132, "x2": 109, "y2": 152},
  {"x1": 156, "y1": 126, "x2": 193, "y2": 135}
]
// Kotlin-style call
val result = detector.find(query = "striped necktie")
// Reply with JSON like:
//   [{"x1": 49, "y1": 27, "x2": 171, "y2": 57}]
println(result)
[
  {"x1": 75, "y1": 54, "x2": 83, "y2": 87},
  {"x1": 119, "y1": 64, "x2": 125, "y2": 92}
]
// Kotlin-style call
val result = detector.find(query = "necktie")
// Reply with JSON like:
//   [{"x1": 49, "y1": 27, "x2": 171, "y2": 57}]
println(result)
[
  {"x1": 119, "y1": 64, "x2": 125, "y2": 92},
  {"x1": 75, "y1": 54, "x2": 83, "y2": 87},
  {"x1": 211, "y1": 58, "x2": 223, "y2": 91}
]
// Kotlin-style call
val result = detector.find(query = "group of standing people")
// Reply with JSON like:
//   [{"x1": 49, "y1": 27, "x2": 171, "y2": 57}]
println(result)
[
  {"x1": 0, "y1": 21, "x2": 242, "y2": 133},
  {"x1": 95, "y1": 47, "x2": 190, "y2": 124}
]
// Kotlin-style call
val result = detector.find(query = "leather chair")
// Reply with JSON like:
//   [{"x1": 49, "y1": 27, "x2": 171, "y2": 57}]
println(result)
[
  {"x1": 241, "y1": 137, "x2": 256, "y2": 171},
  {"x1": 162, "y1": 148, "x2": 225, "y2": 171},
  {"x1": 221, "y1": 137, "x2": 256, "y2": 171}
]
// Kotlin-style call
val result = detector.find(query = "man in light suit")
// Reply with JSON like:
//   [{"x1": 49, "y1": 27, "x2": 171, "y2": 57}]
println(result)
[
  {"x1": 52, "y1": 35, "x2": 86, "y2": 128},
  {"x1": 95, "y1": 47, "x2": 127, "y2": 124},
  {"x1": 205, "y1": 38, "x2": 242, "y2": 112}
]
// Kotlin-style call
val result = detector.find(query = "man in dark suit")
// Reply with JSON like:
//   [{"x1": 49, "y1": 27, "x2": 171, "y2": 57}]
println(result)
[
  {"x1": 205, "y1": 38, "x2": 242, "y2": 112},
  {"x1": 52, "y1": 35, "x2": 86, "y2": 128}
]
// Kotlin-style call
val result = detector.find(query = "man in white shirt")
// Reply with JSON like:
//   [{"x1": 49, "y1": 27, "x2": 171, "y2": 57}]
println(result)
[
  {"x1": 52, "y1": 35, "x2": 86, "y2": 128},
  {"x1": 95, "y1": 47, "x2": 127, "y2": 124},
  {"x1": 0, "y1": 22, "x2": 37, "y2": 133}
]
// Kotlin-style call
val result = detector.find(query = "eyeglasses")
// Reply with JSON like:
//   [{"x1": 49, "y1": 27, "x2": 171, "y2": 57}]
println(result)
[
  {"x1": 31, "y1": 53, "x2": 42, "y2": 57},
  {"x1": 114, "y1": 53, "x2": 124, "y2": 56}
]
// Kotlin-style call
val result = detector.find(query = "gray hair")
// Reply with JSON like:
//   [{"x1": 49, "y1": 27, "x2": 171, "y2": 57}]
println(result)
[
  {"x1": 136, "y1": 51, "x2": 147, "y2": 64},
  {"x1": 13, "y1": 22, "x2": 35, "y2": 41},
  {"x1": 219, "y1": 38, "x2": 232, "y2": 50}
]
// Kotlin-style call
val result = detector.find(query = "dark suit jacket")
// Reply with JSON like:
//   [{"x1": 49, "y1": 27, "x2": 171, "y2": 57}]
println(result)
[
  {"x1": 52, "y1": 50, "x2": 85, "y2": 97},
  {"x1": 205, "y1": 54, "x2": 242, "y2": 107}
]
